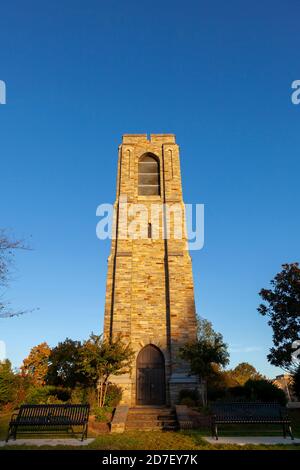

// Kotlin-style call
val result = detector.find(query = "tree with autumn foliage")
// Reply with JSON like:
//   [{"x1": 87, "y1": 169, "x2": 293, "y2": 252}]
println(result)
[
  {"x1": 224, "y1": 362, "x2": 263, "y2": 387},
  {"x1": 21, "y1": 342, "x2": 51, "y2": 386}
]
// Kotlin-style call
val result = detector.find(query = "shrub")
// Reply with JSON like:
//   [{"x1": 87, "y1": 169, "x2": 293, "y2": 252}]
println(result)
[
  {"x1": 180, "y1": 397, "x2": 196, "y2": 407},
  {"x1": 25, "y1": 385, "x2": 71, "y2": 404},
  {"x1": 104, "y1": 384, "x2": 122, "y2": 407},
  {"x1": 70, "y1": 386, "x2": 93, "y2": 405},
  {"x1": 228, "y1": 385, "x2": 248, "y2": 400},
  {"x1": 207, "y1": 385, "x2": 227, "y2": 402},
  {"x1": 93, "y1": 406, "x2": 113, "y2": 422},
  {"x1": 243, "y1": 379, "x2": 287, "y2": 405},
  {"x1": 179, "y1": 388, "x2": 200, "y2": 406},
  {"x1": 25, "y1": 386, "x2": 52, "y2": 404},
  {"x1": 209, "y1": 379, "x2": 287, "y2": 405}
]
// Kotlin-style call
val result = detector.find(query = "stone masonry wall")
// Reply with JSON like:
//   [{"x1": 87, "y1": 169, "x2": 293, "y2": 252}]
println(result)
[{"x1": 103, "y1": 134, "x2": 199, "y2": 405}]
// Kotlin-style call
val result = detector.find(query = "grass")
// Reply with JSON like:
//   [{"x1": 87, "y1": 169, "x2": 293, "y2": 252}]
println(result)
[
  {"x1": 0, "y1": 413, "x2": 10, "y2": 441},
  {"x1": 1, "y1": 411, "x2": 300, "y2": 451}
]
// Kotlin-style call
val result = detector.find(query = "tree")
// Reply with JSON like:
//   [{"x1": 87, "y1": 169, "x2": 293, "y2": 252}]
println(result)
[
  {"x1": 0, "y1": 229, "x2": 31, "y2": 318},
  {"x1": 46, "y1": 338, "x2": 85, "y2": 388},
  {"x1": 292, "y1": 365, "x2": 300, "y2": 400},
  {"x1": 21, "y1": 342, "x2": 51, "y2": 386},
  {"x1": 179, "y1": 317, "x2": 229, "y2": 405},
  {"x1": 258, "y1": 263, "x2": 300, "y2": 372},
  {"x1": 79, "y1": 333, "x2": 134, "y2": 407},
  {"x1": 225, "y1": 362, "x2": 263, "y2": 387},
  {"x1": 0, "y1": 359, "x2": 16, "y2": 405}
]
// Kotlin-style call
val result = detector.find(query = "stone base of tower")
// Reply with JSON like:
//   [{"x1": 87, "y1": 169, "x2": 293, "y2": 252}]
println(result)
[
  {"x1": 109, "y1": 374, "x2": 133, "y2": 406},
  {"x1": 108, "y1": 373, "x2": 201, "y2": 407},
  {"x1": 168, "y1": 374, "x2": 201, "y2": 405}
]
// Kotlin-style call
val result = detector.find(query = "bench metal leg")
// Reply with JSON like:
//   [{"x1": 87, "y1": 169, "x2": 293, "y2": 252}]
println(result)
[
  {"x1": 288, "y1": 425, "x2": 294, "y2": 440},
  {"x1": 5, "y1": 425, "x2": 11, "y2": 443},
  {"x1": 282, "y1": 423, "x2": 286, "y2": 438},
  {"x1": 81, "y1": 423, "x2": 88, "y2": 441},
  {"x1": 211, "y1": 420, "x2": 218, "y2": 440},
  {"x1": 211, "y1": 423, "x2": 218, "y2": 440},
  {"x1": 6, "y1": 424, "x2": 17, "y2": 442}
]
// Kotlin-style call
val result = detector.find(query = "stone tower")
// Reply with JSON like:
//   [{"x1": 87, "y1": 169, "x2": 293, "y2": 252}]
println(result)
[{"x1": 104, "y1": 134, "x2": 199, "y2": 405}]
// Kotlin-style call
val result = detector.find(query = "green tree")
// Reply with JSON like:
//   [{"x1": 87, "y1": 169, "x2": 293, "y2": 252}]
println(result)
[
  {"x1": 79, "y1": 333, "x2": 134, "y2": 407},
  {"x1": 46, "y1": 338, "x2": 85, "y2": 388},
  {"x1": 258, "y1": 263, "x2": 300, "y2": 372},
  {"x1": 0, "y1": 359, "x2": 16, "y2": 405},
  {"x1": 21, "y1": 342, "x2": 51, "y2": 386},
  {"x1": 179, "y1": 317, "x2": 229, "y2": 405}
]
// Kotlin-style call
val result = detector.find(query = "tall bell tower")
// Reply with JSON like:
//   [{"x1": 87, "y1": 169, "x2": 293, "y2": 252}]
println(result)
[{"x1": 104, "y1": 134, "x2": 199, "y2": 405}]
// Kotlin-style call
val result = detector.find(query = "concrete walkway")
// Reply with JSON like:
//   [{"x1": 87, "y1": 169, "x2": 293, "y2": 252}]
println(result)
[
  {"x1": 0, "y1": 438, "x2": 95, "y2": 447},
  {"x1": 204, "y1": 436, "x2": 300, "y2": 446}
]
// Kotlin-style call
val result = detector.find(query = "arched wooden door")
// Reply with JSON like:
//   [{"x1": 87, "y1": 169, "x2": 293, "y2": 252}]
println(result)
[{"x1": 136, "y1": 345, "x2": 165, "y2": 405}]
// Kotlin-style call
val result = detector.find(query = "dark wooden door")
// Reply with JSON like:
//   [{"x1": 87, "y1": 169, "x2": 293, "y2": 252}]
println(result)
[{"x1": 136, "y1": 345, "x2": 165, "y2": 405}]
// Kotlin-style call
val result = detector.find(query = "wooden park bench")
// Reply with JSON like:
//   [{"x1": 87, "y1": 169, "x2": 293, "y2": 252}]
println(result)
[
  {"x1": 6, "y1": 404, "x2": 90, "y2": 442},
  {"x1": 211, "y1": 402, "x2": 293, "y2": 440}
]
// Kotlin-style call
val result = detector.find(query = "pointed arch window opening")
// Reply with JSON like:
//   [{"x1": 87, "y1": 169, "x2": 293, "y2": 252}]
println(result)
[{"x1": 138, "y1": 154, "x2": 160, "y2": 196}]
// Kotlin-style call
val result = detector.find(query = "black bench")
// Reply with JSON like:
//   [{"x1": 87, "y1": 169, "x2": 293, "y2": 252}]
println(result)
[
  {"x1": 6, "y1": 404, "x2": 90, "y2": 442},
  {"x1": 211, "y1": 402, "x2": 293, "y2": 440}
]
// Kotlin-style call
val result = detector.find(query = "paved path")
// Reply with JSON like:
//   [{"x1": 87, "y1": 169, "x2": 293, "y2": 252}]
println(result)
[
  {"x1": 0, "y1": 438, "x2": 95, "y2": 447},
  {"x1": 204, "y1": 436, "x2": 300, "y2": 446}
]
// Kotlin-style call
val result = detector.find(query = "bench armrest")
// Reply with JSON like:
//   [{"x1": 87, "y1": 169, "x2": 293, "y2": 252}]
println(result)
[{"x1": 9, "y1": 412, "x2": 20, "y2": 423}]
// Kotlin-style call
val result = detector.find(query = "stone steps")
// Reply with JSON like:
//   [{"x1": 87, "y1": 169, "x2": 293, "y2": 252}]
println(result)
[{"x1": 125, "y1": 406, "x2": 179, "y2": 431}]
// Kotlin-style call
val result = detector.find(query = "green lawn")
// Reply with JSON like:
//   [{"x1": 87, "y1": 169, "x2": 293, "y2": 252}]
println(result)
[{"x1": 1, "y1": 411, "x2": 300, "y2": 451}]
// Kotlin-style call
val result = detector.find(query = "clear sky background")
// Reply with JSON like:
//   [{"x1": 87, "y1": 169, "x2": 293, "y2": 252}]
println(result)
[{"x1": 0, "y1": 0, "x2": 299, "y2": 377}]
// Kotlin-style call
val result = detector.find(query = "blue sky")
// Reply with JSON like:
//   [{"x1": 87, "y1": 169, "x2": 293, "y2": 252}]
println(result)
[{"x1": 0, "y1": 0, "x2": 299, "y2": 377}]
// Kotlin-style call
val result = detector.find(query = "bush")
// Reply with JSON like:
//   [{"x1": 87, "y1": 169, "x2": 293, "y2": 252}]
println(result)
[
  {"x1": 209, "y1": 379, "x2": 287, "y2": 405},
  {"x1": 179, "y1": 388, "x2": 200, "y2": 406},
  {"x1": 227, "y1": 385, "x2": 248, "y2": 400},
  {"x1": 243, "y1": 379, "x2": 287, "y2": 405},
  {"x1": 70, "y1": 386, "x2": 94, "y2": 405},
  {"x1": 104, "y1": 384, "x2": 122, "y2": 407},
  {"x1": 93, "y1": 406, "x2": 113, "y2": 422},
  {"x1": 207, "y1": 385, "x2": 227, "y2": 402},
  {"x1": 25, "y1": 385, "x2": 71, "y2": 404},
  {"x1": 180, "y1": 397, "x2": 196, "y2": 407}
]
